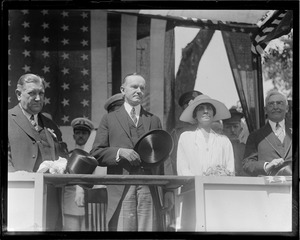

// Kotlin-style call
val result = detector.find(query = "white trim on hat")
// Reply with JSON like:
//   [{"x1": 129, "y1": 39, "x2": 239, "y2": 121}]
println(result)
[
  {"x1": 71, "y1": 117, "x2": 94, "y2": 131},
  {"x1": 179, "y1": 95, "x2": 231, "y2": 124}
]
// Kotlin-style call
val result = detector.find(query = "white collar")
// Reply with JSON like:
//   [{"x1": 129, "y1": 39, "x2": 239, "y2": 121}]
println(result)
[
  {"x1": 268, "y1": 119, "x2": 285, "y2": 131},
  {"x1": 124, "y1": 102, "x2": 141, "y2": 116},
  {"x1": 19, "y1": 103, "x2": 38, "y2": 123},
  {"x1": 75, "y1": 144, "x2": 85, "y2": 150}
]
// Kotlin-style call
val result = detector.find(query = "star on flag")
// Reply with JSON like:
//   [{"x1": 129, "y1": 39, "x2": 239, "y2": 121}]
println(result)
[{"x1": 8, "y1": 10, "x2": 92, "y2": 126}]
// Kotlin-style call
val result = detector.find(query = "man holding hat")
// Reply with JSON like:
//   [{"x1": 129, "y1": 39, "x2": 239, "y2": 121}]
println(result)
[
  {"x1": 62, "y1": 117, "x2": 94, "y2": 231},
  {"x1": 223, "y1": 107, "x2": 247, "y2": 176},
  {"x1": 91, "y1": 73, "x2": 166, "y2": 231},
  {"x1": 8, "y1": 73, "x2": 68, "y2": 230},
  {"x1": 243, "y1": 90, "x2": 292, "y2": 176}
]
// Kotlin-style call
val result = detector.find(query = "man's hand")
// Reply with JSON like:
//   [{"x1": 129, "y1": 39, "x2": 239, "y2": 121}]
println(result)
[
  {"x1": 265, "y1": 158, "x2": 285, "y2": 173},
  {"x1": 74, "y1": 185, "x2": 85, "y2": 207},
  {"x1": 119, "y1": 148, "x2": 141, "y2": 166},
  {"x1": 163, "y1": 191, "x2": 175, "y2": 213}
]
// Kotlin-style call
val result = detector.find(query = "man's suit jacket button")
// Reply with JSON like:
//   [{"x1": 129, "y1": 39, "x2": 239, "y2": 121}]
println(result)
[{"x1": 32, "y1": 155, "x2": 36, "y2": 158}]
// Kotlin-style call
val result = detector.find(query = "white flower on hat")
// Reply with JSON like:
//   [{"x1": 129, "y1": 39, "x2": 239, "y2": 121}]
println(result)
[{"x1": 188, "y1": 99, "x2": 194, "y2": 106}]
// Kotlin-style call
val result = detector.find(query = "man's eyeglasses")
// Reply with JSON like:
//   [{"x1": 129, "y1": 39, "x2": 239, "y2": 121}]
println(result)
[{"x1": 267, "y1": 101, "x2": 285, "y2": 108}]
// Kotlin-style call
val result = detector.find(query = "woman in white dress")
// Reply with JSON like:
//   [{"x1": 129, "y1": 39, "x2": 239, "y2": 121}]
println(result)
[
  {"x1": 177, "y1": 94, "x2": 235, "y2": 176},
  {"x1": 176, "y1": 94, "x2": 235, "y2": 231}
]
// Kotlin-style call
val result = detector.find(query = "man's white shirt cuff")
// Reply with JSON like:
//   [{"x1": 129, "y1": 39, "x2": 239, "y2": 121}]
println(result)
[{"x1": 116, "y1": 149, "x2": 121, "y2": 163}]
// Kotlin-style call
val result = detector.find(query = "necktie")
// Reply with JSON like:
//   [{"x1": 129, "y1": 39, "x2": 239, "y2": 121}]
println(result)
[
  {"x1": 130, "y1": 107, "x2": 138, "y2": 125},
  {"x1": 30, "y1": 115, "x2": 38, "y2": 130},
  {"x1": 275, "y1": 122, "x2": 284, "y2": 143}
]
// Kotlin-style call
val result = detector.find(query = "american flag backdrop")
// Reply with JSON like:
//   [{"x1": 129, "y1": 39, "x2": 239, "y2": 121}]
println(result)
[
  {"x1": 8, "y1": 9, "x2": 176, "y2": 134},
  {"x1": 8, "y1": 9, "x2": 92, "y2": 126}
]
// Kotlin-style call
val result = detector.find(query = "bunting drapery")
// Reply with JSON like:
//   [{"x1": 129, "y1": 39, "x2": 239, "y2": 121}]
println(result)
[
  {"x1": 174, "y1": 29, "x2": 215, "y2": 129},
  {"x1": 222, "y1": 31, "x2": 260, "y2": 132}
]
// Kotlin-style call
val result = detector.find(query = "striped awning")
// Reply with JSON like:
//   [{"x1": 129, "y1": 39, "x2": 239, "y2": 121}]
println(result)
[
  {"x1": 108, "y1": 10, "x2": 271, "y2": 25},
  {"x1": 109, "y1": 9, "x2": 293, "y2": 55}
]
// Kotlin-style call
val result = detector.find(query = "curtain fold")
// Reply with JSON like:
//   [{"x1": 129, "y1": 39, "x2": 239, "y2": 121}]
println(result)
[
  {"x1": 174, "y1": 29, "x2": 215, "y2": 129},
  {"x1": 221, "y1": 31, "x2": 261, "y2": 132}
]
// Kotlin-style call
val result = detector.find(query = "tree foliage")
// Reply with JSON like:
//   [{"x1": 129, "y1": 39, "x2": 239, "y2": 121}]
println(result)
[{"x1": 261, "y1": 30, "x2": 293, "y2": 99}]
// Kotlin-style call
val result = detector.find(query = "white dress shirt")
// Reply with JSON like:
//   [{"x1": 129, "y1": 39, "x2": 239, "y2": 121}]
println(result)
[
  {"x1": 19, "y1": 103, "x2": 38, "y2": 125},
  {"x1": 116, "y1": 102, "x2": 141, "y2": 162},
  {"x1": 124, "y1": 101, "x2": 141, "y2": 124},
  {"x1": 268, "y1": 119, "x2": 286, "y2": 138}
]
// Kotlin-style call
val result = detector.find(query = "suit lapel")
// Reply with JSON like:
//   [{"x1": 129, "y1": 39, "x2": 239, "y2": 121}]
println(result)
[
  {"x1": 283, "y1": 124, "x2": 292, "y2": 159},
  {"x1": 140, "y1": 107, "x2": 151, "y2": 132},
  {"x1": 263, "y1": 123, "x2": 283, "y2": 157},
  {"x1": 39, "y1": 114, "x2": 56, "y2": 160},
  {"x1": 263, "y1": 122, "x2": 292, "y2": 159},
  {"x1": 44, "y1": 127, "x2": 56, "y2": 160},
  {"x1": 10, "y1": 105, "x2": 41, "y2": 141},
  {"x1": 115, "y1": 106, "x2": 131, "y2": 138}
]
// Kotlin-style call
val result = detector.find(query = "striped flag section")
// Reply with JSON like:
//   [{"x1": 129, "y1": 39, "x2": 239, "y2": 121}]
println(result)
[{"x1": 251, "y1": 10, "x2": 293, "y2": 55}]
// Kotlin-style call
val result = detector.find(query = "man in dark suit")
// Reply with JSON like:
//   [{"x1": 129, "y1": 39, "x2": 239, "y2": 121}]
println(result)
[
  {"x1": 243, "y1": 90, "x2": 292, "y2": 176},
  {"x1": 8, "y1": 73, "x2": 68, "y2": 171},
  {"x1": 91, "y1": 73, "x2": 162, "y2": 231},
  {"x1": 8, "y1": 73, "x2": 69, "y2": 230}
]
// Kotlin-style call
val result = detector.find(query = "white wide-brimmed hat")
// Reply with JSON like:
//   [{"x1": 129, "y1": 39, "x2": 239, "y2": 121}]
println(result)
[{"x1": 179, "y1": 94, "x2": 231, "y2": 124}]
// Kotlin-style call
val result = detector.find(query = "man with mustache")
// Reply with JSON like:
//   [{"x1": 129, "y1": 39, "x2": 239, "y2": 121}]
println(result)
[{"x1": 243, "y1": 90, "x2": 292, "y2": 176}]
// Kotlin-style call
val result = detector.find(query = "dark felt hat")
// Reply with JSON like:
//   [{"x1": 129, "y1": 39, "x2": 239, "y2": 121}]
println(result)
[
  {"x1": 67, "y1": 149, "x2": 98, "y2": 175},
  {"x1": 270, "y1": 160, "x2": 292, "y2": 176},
  {"x1": 134, "y1": 129, "x2": 173, "y2": 169},
  {"x1": 223, "y1": 108, "x2": 244, "y2": 124},
  {"x1": 104, "y1": 93, "x2": 124, "y2": 112},
  {"x1": 178, "y1": 90, "x2": 203, "y2": 107}
]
